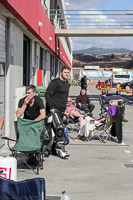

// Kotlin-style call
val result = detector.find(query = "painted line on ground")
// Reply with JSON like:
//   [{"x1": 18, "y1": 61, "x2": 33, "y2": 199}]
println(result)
[{"x1": 124, "y1": 149, "x2": 131, "y2": 154}]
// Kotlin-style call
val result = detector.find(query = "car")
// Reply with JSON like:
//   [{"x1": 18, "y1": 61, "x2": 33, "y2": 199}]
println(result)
[
  {"x1": 105, "y1": 79, "x2": 116, "y2": 87},
  {"x1": 121, "y1": 80, "x2": 133, "y2": 89}
]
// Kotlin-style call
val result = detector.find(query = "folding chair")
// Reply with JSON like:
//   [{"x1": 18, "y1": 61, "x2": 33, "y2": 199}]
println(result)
[
  {"x1": 66, "y1": 116, "x2": 80, "y2": 132},
  {"x1": 89, "y1": 113, "x2": 114, "y2": 143},
  {"x1": 99, "y1": 94, "x2": 108, "y2": 117},
  {"x1": 2, "y1": 118, "x2": 44, "y2": 175},
  {"x1": 86, "y1": 119, "x2": 105, "y2": 143},
  {"x1": 0, "y1": 176, "x2": 46, "y2": 200}
]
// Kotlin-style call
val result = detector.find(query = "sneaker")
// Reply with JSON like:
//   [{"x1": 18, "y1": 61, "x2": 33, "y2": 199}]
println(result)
[
  {"x1": 123, "y1": 118, "x2": 128, "y2": 122},
  {"x1": 77, "y1": 134, "x2": 82, "y2": 139},
  {"x1": 56, "y1": 149, "x2": 68, "y2": 158},
  {"x1": 117, "y1": 141, "x2": 125, "y2": 146},
  {"x1": 65, "y1": 151, "x2": 70, "y2": 157},
  {"x1": 81, "y1": 136, "x2": 88, "y2": 141}
]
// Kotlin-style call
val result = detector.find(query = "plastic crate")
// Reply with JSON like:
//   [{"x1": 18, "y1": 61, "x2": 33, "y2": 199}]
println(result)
[{"x1": 36, "y1": 86, "x2": 46, "y2": 106}]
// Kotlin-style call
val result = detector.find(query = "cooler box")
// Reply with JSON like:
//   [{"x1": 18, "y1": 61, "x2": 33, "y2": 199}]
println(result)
[
  {"x1": 36, "y1": 86, "x2": 46, "y2": 106},
  {"x1": 0, "y1": 157, "x2": 17, "y2": 181}
]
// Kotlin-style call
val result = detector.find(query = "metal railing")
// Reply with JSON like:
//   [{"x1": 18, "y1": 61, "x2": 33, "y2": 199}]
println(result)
[{"x1": 50, "y1": 9, "x2": 133, "y2": 29}]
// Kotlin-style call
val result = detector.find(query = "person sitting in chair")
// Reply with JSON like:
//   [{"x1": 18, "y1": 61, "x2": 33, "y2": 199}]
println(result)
[
  {"x1": 65, "y1": 97, "x2": 84, "y2": 127},
  {"x1": 16, "y1": 85, "x2": 46, "y2": 165},
  {"x1": 76, "y1": 88, "x2": 95, "y2": 115},
  {"x1": 65, "y1": 97, "x2": 87, "y2": 140},
  {"x1": 0, "y1": 118, "x2": 4, "y2": 137},
  {"x1": 100, "y1": 89, "x2": 128, "y2": 122},
  {"x1": 16, "y1": 84, "x2": 45, "y2": 121},
  {"x1": 77, "y1": 113, "x2": 107, "y2": 141}
]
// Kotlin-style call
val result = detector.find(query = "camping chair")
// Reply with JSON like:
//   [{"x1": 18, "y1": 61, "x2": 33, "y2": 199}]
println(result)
[
  {"x1": 2, "y1": 118, "x2": 44, "y2": 175},
  {"x1": 99, "y1": 94, "x2": 108, "y2": 117},
  {"x1": 0, "y1": 176, "x2": 46, "y2": 200},
  {"x1": 89, "y1": 112, "x2": 114, "y2": 143},
  {"x1": 65, "y1": 115, "x2": 80, "y2": 133}
]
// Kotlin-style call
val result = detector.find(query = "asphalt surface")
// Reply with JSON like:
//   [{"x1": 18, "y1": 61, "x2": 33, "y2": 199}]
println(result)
[{"x1": 1, "y1": 85, "x2": 133, "y2": 200}]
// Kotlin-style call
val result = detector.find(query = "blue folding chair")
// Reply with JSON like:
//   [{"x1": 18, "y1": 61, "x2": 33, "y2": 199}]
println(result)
[{"x1": 0, "y1": 176, "x2": 46, "y2": 200}]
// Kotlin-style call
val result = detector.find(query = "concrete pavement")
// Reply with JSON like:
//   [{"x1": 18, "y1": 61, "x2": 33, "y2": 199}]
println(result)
[{"x1": 1, "y1": 85, "x2": 133, "y2": 200}]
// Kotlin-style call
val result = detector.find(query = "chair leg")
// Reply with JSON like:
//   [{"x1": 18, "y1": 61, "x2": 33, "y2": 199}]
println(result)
[
  {"x1": 15, "y1": 153, "x2": 42, "y2": 175},
  {"x1": 40, "y1": 153, "x2": 43, "y2": 170},
  {"x1": 88, "y1": 128, "x2": 105, "y2": 143}
]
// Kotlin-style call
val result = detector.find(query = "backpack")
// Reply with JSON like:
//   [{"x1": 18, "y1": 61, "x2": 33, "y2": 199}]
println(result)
[
  {"x1": 108, "y1": 105, "x2": 117, "y2": 117},
  {"x1": 110, "y1": 122, "x2": 116, "y2": 137}
]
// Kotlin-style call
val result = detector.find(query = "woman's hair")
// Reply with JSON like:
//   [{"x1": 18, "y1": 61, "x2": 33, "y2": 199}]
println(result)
[{"x1": 102, "y1": 89, "x2": 106, "y2": 95}]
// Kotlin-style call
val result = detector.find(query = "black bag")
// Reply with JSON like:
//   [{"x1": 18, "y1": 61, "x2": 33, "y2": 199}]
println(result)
[
  {"x1": 110, "y1": 122, "x2": 116, "y2": 137},
  {"x1": 52, "y1": 112, "x2": 65, "y2": 142},
  {"x1": 52, "y1": 112, "x2": 69, "y2": 145}
]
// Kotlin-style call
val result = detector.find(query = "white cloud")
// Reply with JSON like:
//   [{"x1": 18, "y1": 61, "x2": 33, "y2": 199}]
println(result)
[
  {"x1": 77, "y1": 10, "x2": 119, "y2": 29},
  {"x1": 64, "y1": 0, "x2": 108, "y2": 10},
  {"x1": 72, "y1": 37, "x2": 133, "y2": 51},
  {"x1": 64, "y1": 1, "x2": 133, "y2": 51}
]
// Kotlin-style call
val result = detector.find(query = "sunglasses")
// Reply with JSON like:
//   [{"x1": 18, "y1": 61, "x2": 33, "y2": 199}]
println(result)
[{"x1": 67, "y1": 101, "x2": 72, "y2": 102}]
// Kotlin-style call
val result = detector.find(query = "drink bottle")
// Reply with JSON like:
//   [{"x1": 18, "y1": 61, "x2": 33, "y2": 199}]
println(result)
[{"x1": 61, "y1": 191, "x2": 70, "y2": 200}]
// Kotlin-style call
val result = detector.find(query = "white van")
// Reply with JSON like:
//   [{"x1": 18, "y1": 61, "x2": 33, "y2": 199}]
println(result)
[{"x1": 112, "y1": 74, "x2": 132, "y2": 85}]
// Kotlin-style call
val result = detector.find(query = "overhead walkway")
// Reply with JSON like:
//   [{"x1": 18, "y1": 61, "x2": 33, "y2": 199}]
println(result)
[{"x1": 55, "y1": 29, "x2": 133, "y2": 37}]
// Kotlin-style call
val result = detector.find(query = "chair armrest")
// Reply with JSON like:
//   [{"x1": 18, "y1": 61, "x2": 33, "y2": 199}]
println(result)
[
  {"x1": 1, "y1": 136, "x2": 16, "y2": 142},
  {"x1": 1, "y1": 136, "x2": 16, "y2": 150}
]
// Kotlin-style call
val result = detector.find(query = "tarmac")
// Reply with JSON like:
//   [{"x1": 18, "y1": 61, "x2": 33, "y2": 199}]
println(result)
[{"x1": 1, "y1": 85, "x2": 133, "y2": 200}]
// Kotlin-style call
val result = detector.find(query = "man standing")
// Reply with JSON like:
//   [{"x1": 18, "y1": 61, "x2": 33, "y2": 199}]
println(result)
[
  {"x1": 45, "y1": 66, "x2": 70, "y2": 114},
  {"x1": 45, "y1": 66, "x2": 71, "y2": 158},
  {"x1": 81, "y1": 75, "x2": 87, "y2": 89},
  {"x1": 16, "y1": 85, "x2": 45, "y2": 121}
]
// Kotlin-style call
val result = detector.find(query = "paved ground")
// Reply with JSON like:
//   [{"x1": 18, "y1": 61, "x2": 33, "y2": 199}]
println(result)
[{"x1": 1, "y1": 85, "x2": 133, "y2": 200}]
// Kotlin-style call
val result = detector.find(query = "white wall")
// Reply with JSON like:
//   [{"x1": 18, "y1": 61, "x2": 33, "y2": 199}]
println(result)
[
  {"x1": 5, "y1": 21, "x2": 23, "y2": 138},
  {"x1": 45, "y1": 50, "x2": 50, "y2": 87}
]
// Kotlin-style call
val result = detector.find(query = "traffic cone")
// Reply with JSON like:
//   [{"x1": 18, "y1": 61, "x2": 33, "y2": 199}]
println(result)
[
  {"x1": 127, "y1": 87, "x2": 132, "y2": 93},
  {"x1": 107, "y1": 86, "x2": 110, "y2": 90}
]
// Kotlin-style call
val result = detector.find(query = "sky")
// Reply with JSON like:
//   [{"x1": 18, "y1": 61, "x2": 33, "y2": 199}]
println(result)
[{"x1": 64, "y1": 0, "x2": 133, "y2": 51}]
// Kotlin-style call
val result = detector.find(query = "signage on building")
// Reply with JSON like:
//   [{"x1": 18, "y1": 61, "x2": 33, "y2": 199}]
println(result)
[
  {"x1": 84, "y1": 66, "x2": 99, "y2": 69},
  {"x1": 104, "y1": 68, "x2": 112, "y2": 71}
]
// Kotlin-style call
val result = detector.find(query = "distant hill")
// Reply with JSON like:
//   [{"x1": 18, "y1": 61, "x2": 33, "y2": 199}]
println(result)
[{"x1": 73, "y1": 47, "x2": 132, "y2": 55}]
